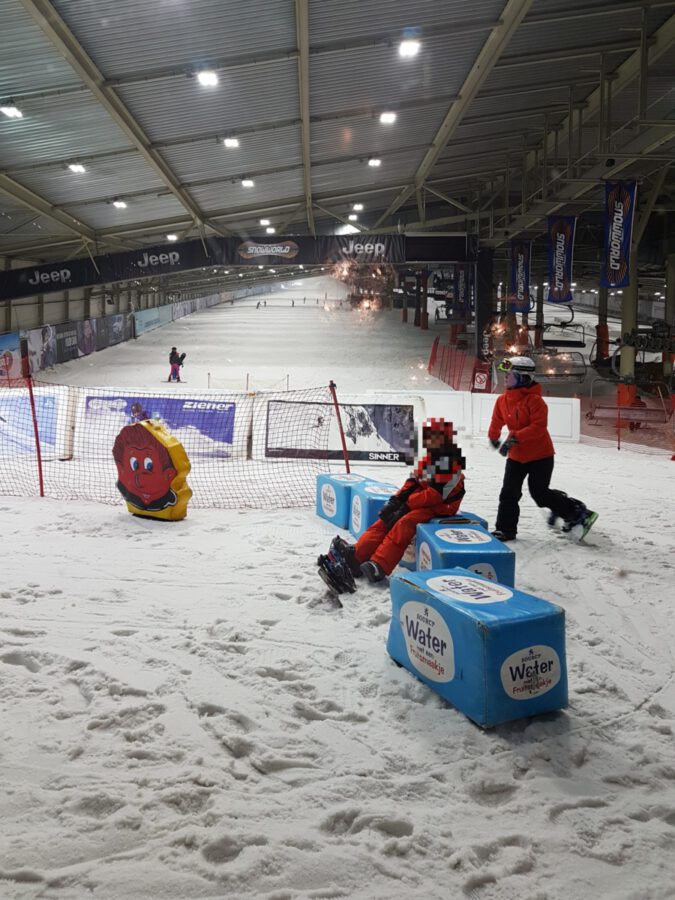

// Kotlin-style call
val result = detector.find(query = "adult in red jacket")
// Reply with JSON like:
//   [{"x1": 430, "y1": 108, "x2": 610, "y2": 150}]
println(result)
[
  {"x1": 488, "y1": 357, "x2": 596, "y2": 541},
  {"x1": 333, "y1": 418, "x2": 466, "y2": 583}
]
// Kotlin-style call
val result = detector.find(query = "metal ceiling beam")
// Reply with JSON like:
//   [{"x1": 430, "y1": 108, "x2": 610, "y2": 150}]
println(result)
[
  {"x1": 634, "y1": 164, "x2": 671, "y2": 247},
  {"x1": 484, "y1": 123, "x2": 675, "y2": 248},
  {"x1": 18, "y1": 0, "x2": 229, "y2": 238},
  {"x1": 374, "y1": 0, "x2": 535, "y2": 229},
  {"x1": 486, "y1": 12, "x2": 675, "y2": 244},
  {"x1": 423, "y1": 185, "x2": 472, "y2": 215},
  {"x1": 0, "y1": 174, "x2": 95, "y2": 240},
  {"x1": 313, "y1": 203, "x2": 364, "y2": 232},
  {"x1": 523, "y1": 1, "x2": 675, "y2": 27},
  {"x1": 295, "y1": 0, "x2": 315, "y2": 235},
  {"x1": 495, "y1": 39, "x2": 644, "y2": 70}
]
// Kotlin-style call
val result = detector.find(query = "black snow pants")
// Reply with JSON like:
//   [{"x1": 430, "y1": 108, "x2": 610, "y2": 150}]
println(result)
[{"x1": 495, "y1": 455, "x2": 579, "y2": 536}]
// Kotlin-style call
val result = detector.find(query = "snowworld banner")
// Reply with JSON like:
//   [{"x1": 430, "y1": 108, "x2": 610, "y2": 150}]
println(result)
[
  {"x1": 547, "y1": 216, "x2": 576, "y2": 304},
  {"x1": 264, "y1": 400, "x2": 416, "y2": 463},
  {"x1": 0, "y1": 235, "x2": 469, "y2": 301},
  {"x1": 509, "y1": 240, "x2": 532, "y2": 312},
  {"x1": 0, "y1": 331, "x2": 21, "y2": 382},
  {"x1": 600, "y1": 180, "x2": 637, "y2": 289}
]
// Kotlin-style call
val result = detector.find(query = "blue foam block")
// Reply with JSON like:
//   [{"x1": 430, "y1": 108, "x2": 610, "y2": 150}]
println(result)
[
  {"x1": 349, "y1": 481, "x2": 398, "y2": 539},
  {"x1": 387, "y1": 568, "x2": 568, "y2": 728},
  {"x1": 398, "y1": 511, "x2": 491, "y2": 571},
  {"x1": 316, "y1": 473, "x2": 372, "y2": 528},
  {"x1": 416, "y1": 523, "x2": 515, "y2": 586}
]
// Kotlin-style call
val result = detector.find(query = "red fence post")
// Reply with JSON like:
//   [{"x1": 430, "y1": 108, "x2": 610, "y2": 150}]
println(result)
[
  {"x1": 328, "y1": 380, "x2": 350, "y2": 474},
  {"x1": 20, "y1": 339, "x2": 45, "y2": 497}
]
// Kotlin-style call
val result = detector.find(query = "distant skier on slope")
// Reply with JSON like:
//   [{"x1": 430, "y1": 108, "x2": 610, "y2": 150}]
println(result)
[{"x1": 168, "y1": 347, "x2": 185, "y2": 382}]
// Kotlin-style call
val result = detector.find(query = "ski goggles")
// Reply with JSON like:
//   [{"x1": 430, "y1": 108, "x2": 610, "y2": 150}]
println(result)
[{"x1": 497, "y1": 359, "x2": 515, "y2": 372}]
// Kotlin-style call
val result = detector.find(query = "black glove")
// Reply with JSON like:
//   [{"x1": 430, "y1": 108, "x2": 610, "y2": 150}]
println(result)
[
  {"x1": 499, "y1": 435, "x2": 517, "y2": 457},
  {"x1": 379, "y1": 497, "x2": 409, "y2": 529},
  {"x1": 489, "y1": 438, "x2": 501, "y2": 450}
]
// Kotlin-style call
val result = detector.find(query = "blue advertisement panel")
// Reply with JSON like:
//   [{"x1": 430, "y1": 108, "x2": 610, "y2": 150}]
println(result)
[
  {"x1": 0, "y1": 391, "x2": 57, "y2": 456},
  {"x1": 134, "y1": 306, "x2": 173, "y2": 336},
  {"x1": 83, "y1": 394, "x2": 236, "y2": 458},
  {"x1": 600, "y1": 180, "x2": 637, "y2": 289},
  {"x1": 547, "y1": 216, "x2": 576, "y2": 304},
  {"x1": 509, "y1": 240, "x2": 532, "y2": 312}
]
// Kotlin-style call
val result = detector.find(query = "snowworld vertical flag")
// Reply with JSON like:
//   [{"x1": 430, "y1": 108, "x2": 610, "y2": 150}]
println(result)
[
  {"x1": 547, "y1": 216, "x2": 576, "y2": 304},
  {"x1": 453, "y1": 265, "x2": 468, "y2": 313},
  {"x1": 601, "y1": 180, "x2": 637, "y2": 288},
  {"x1": 509, "y1": 240, "x2": 531, "y2": 311}
]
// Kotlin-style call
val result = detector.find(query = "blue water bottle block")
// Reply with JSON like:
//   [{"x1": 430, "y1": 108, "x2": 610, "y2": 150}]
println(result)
[
  {"x1": 432, "y1": 510, "x2": 488, "y2": 530},
  {"x1": 349, "y1": 481, "x2": 398, "y2": 539},
  {"x1": 416, "y1": 523, "x2": 515, "y2": 586},
  {"x1": 316, "y1": 473, "x2": 372, "y2": 528},
  {"x1": 387, "y1": 568, "x2": 568, "y2": 728},
  {"x1": 399, "y1": 511, "x2": 490, "y2": 572}
]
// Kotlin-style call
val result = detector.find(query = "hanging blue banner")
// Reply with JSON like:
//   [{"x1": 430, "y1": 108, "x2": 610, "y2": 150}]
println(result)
[
  {"x1": 453, "y1": 265, "x2": 468, "y2": 314},
  {"x1": 509, "y1": 240, "x2": 531, "y2": 312},
  {"x1": 600, "y1": 180, "x2": 637, "y2": 289},
  {"x1": 547, "y1": 216, "x2": 576, "y2": 304}
]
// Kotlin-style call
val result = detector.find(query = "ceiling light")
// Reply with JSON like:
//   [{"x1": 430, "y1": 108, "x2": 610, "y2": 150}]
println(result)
[
  {"x1": 352, "y1": 203, "x2": 364, "y2": 211},
  {"x1": 197, "y1": 70, "x2": 218, "y2": 87},
  {"x1": 270, "y1": 269, "x2": 276, "y2": 273},
  {"x1": 380, "y1": 111, "x2": 397, "y2": 124},
  {"x1": 242, "y1": 178, "x2": 254, "y2": 188},
  {"x1": 68, "y1": 163, "x2": 86, "y2": 173},
  {"x1": 368, "y1": 158, "x2": 382, "y2": 167},
  {"x1": 0, "y1": 104, "x2": 23, "y2": 119},
  {"x1": 112, "y1": 199, "x2": 127, "y2": 209},
  {"x1": 399, "y1": 39, "x2": 420, "y2": 58},
  {"x1": 238, "y1": 273, "x2": 243, "y2": 277},
  {"x1": 266, "y1": 226, "x2": 276, "y2": 234},
  {"x1": 260, "y1": 218, "x2": 270, "y2": 226},
  {"x1": 299, "y1": 264, "x2": 304, "y2": 269},
  {"x1": 258, "y1": 265, "x2": 264, "y2": 269},
  {"x1": 348, "y1": 214, "x2": 358, "y2": 221},
  {"x1": 167, "y1": 233, "x2": 178, "y2": 242},
  {"x1": 223, "y1": 137, "x2": 239, "y2": 148}
]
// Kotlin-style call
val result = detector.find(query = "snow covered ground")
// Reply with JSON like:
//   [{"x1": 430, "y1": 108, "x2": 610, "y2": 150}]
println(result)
[{"x1": 2, "y1": 276, "x2": 675, "y2": 900}]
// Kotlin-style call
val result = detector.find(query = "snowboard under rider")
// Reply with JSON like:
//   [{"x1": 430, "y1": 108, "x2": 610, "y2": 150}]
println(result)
[
  {"x1": 327, "y1": 418, "x2": 466, "y2": 585},
  {"x1": 488, "y1": 356, "x2": 597, "y2": 541},
  {"x1": 168, "y1": 347, "x2": 185, "y2": 382}
]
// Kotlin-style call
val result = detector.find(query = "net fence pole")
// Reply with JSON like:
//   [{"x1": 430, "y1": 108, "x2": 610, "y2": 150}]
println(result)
[
  {"x1": 20, "y1": 339, "x2": 45, "y2": 498},
  {"x1": 328, "y1": 380, "x2": 350, "y2": 474}
]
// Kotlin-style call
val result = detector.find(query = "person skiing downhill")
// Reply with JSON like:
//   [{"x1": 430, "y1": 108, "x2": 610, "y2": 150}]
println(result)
[
  {"x1": 488, "y1": 356, "x2": 597, "y2": 541},
  {"x1": 168, "y1": 347, "x2": 185, "y2": 382},
  {"x1": 318, "y1": 418, "x2": 466, "y2": 593}
]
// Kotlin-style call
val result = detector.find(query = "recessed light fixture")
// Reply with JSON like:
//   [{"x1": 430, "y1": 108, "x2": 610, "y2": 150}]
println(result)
[
  {"x1": 242, "y1": 178, "x2": 254, "y2": 188},
  {"x1": 167, "y1": 233, "x2": 178, "y2": 242},
  {"x1": 270, "y1": 269, "x2": 276, "y2": 273},
  {"x1": 112, "y1": 199, "x2": 127, "y2": 208},
  {"x1": 223, "y1": 137, "x2": 239, "y2": 148},
  {"x1": 260, "y1": 218, "x2": 270, "y2": 226},
  {"x1": 399, "y1": 39, "x2": 420, "y2": 58},
  {"x1": 197, "y1": 70, "x2": 218, "y2": 87},
  {"x1": 352, "y1": 203, "x2": 364, "y2": 211},
  {"x1": 299, "y1": 264, "x2": 304, "y2": 269},
  {"x1": 258, "y1": 265, "x2": 264, "y2": 269},
  {"x1": 238, "y1": 273, "x2": 243, "y2": 277},
  {"x1": 68, "y1": 163, "x2": 86, "y2": 173},
  {"x1": 368, "y1": 158, "x2": 382, "y2": 167},
  {"x1": 0, "y1": 104, "x2": 23, "y2": 119},
  {"x1": 380, "y1": 111, "x2": 397, "y2": 124},
  {"x1": 348, "y1": 214, "x2": 358, "y2": 221},
  {"x1": 266, "y1": 226, "x2": 276, "y2": 234}
]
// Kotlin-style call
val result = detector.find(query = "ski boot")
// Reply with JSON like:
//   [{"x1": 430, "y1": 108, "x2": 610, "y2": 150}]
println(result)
[
  {"x1": 562, "y1": 501, "x2": 598, "y2": 542},
  {"x1": 317, "y1": 536, "x2": 357, "y2": 595},
  {"x1": 491, "y1": 529, "x2": 516, "y2": 542},
  {"x1": 360, "y1": 560, "x2": 386, "y2": 583},
  {"x1": 331, "y1": 536, "x2": 362, "y2": 578}
]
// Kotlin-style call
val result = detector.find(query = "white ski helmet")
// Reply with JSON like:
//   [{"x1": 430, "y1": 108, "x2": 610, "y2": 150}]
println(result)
[{"x1": 498, "y1": 355, "x2": 536, "y2": 373}]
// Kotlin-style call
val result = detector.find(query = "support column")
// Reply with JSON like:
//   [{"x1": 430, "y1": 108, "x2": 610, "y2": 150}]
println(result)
[
  {"x1": 413, "y1": 271, "x2": 421, "y2": 327},
  {"x1": 534, "y1": 278, "x2": 544, "y2": 348},
  {"x1": 665, "y1": 252, "x2": 675, "y2": 382},
  {"x1": 420, "y1": 270, "x2": 429, "y2": 330},
  {"x1": 38, "y1": 293, "x2": 45, "y2": 326},
  {"x1": 2, "y1": 256, "x2": 10, "y2": 333},
  {"x1": 64, "y1": 290, "x2": 70, "y2": 323},
  {"x1": 618, "y1": 247, "x2": 638, "y2": 404},
  {"x1": 474, "y1": 248, "x2": 494, "y2": 360},
  {"x1": 596, "y1": 286, "x2": 610, "y2": 360}
]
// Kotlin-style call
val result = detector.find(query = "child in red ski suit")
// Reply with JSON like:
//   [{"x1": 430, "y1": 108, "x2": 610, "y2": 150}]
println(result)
[{"x1": 343, "y1": 418, "x2": 466, "y2": 582}]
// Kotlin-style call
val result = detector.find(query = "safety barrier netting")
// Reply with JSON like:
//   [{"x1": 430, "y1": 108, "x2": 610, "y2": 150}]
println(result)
[{"x1": 0, "y1": 381, "x2": 337, "y2": 508}]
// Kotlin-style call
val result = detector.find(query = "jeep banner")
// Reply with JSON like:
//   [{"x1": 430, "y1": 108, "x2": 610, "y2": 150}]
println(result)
[
  {"x1": 600, "y1": 180, "x2": 637, "y2": 289},
  {"x1": 547, "y1": 216, "x2": 576, "y2": 304},
  {"x1": 318, "y1": 235, "x2": 405, "y2": 264},
  {"x1": 509, "y1": 239, "x2": 532, "y2": 312}
]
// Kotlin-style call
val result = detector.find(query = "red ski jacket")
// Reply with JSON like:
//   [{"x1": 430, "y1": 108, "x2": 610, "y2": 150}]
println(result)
[{"x1": 488, "y1": 382, "x2": 555, "y2": 463}]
